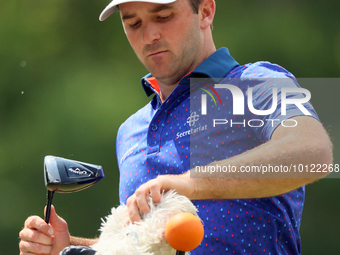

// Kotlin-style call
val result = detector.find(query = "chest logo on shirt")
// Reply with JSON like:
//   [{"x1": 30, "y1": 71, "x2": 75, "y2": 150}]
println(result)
[
  {"x1": 176, "y1": 112, "x2": 207, "y2": 140},
  {"x1": 187, "y1": 112, "x2": 200, "y2": 127},
  {"x1": 120, "y1": 143, "x2": 139, "y2": 164}
]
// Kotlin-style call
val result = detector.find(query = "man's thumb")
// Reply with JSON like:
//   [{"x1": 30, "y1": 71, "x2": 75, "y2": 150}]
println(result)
[{"x1": 47, "y1": 205, "x2": 68, "y2": 231}]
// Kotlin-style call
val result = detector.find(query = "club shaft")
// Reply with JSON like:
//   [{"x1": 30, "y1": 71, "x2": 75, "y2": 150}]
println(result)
[{"x1": 45, "y1": 190, "x2": 54, "y2": 223}]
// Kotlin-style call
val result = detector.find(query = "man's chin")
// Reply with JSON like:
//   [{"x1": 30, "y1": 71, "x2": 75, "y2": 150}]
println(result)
[{"x1": 152, "y1": 71, "x2": 184, "y2": 86}]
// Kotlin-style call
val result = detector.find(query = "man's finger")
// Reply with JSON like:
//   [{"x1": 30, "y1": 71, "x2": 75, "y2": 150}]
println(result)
[
  {"x1": 19, "y1": 239, "x2": 52, "y2": 254},
  {"x1": 126, "y1": 196, "x2": 143, "y2": 223},
  {"x1": 19, "y1": 228, "x2": 54, "y2": 246},
  {"x1": 149, "y1": 183, "x2": 162, "y2": 204},
  {"x1": 24, "y1": 216, "x2": 54, "y2": 237},
  {"x1": 135, "y1": 188, "x2": 151, "y2": 215}
]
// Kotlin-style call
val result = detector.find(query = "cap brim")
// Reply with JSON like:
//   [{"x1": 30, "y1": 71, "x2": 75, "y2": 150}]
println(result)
[{"x1": 99, "y1": 0, "x2": 177, "y2": 21}]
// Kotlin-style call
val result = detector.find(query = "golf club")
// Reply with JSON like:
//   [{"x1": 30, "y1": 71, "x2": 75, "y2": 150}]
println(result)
[{"x1": 44, "y1": 155, "x2": 104, "y2": 223}]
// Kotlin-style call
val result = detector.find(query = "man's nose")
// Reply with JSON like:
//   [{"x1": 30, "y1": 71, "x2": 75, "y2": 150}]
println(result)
[{"x1": 142, "y1": 22, "x2": 161, "y2": 44}]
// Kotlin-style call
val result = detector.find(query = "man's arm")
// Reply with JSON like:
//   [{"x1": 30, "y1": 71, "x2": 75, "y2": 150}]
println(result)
[
  {"x1": 126, "y1": 116, "x2": 333, "y2": 222},
  {"x1": 188, "y1": 116, "x2": 333, "y2": 199},
  {"x1": 70, "y1": 236, "x2": 99, "y2": 247}
]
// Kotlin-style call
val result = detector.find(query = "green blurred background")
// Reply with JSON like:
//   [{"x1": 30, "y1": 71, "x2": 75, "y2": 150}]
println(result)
[{"x1": 1, "y1": 0, "x2": 339, "y2": 254}]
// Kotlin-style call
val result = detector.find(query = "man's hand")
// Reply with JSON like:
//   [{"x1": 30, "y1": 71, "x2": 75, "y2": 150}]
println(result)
[
  {"x1": 126, "y1": 173, "x2": 195, "y2": 223},
  {"x1": 19, "y1": 205, "x2": 70, "y2": 255}
]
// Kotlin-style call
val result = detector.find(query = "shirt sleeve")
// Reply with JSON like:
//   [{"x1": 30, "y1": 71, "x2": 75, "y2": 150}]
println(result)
[{"x1": 241, "y1": 61, "x2": 320, "y2": 142}]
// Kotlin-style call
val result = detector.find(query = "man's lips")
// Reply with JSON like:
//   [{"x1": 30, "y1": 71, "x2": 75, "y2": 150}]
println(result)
[{"x1": 148, "y1": 50, "x2": 168, "y2": 57}]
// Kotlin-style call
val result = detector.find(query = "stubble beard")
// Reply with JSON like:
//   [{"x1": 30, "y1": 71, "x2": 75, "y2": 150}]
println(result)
[{"x1": 144, "y1": 40, "x2": 201, "y2": 86}]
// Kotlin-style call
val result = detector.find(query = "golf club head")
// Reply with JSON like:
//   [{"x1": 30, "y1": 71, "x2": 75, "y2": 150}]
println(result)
[{"x1": 44, "y1": 155, "x2": 104, "y2": 193}]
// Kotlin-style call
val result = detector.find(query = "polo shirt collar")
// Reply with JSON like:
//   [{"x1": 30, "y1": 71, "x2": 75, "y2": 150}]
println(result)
[{"x1": 141, "y1": 47, "x2": 239, "y2": 97}]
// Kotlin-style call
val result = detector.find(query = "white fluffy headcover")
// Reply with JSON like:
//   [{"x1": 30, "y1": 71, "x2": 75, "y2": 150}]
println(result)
[{"x1": 91, "y1": 191, "x2": 199, "y2": 255}]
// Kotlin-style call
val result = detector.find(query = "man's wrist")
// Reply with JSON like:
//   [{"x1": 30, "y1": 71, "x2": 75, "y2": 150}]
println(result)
[{"x1": 70, "y1": 236, "x2": 99, "y2": 247}]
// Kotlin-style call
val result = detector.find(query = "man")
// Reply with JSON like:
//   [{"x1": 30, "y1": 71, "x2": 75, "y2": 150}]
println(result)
[{"x1": 19, "y1": 0, "x2": 333, "y2": 254}]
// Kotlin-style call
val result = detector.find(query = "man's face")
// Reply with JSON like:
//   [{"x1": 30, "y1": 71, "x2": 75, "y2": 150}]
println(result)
[{"x1": 119, "y1": 0, "x2": 203, "y2": 86}]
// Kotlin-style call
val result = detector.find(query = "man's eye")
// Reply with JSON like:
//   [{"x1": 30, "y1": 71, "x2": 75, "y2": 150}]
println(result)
[
  {"x1": 158, "y1": 15, "x2": 171, "y2": 21},
  {"x1": 130, "y1": 21, "x2": 141, "y2": 28}
]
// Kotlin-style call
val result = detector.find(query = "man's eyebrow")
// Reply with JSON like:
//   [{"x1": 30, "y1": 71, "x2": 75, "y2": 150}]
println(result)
[
  {"x1": 148, "y1": 4, "x2": 174, "y2": 14},
  {"x1": 122, "y1": 13, "x2": 136, "y2": 21},
  {"x1": 121, "y1": 4, "x2": 174, "y2": 20}
]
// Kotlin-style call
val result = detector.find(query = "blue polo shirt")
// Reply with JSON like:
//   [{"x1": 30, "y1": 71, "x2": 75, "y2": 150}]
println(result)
[{"x1": 116, "y1": 48, "x2": 319, "y2": 254}]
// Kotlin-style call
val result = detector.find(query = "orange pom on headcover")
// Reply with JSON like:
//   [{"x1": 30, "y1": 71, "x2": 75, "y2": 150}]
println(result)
[{"x1": 165, "y1": 212, "x2": 204, "y2": 252}]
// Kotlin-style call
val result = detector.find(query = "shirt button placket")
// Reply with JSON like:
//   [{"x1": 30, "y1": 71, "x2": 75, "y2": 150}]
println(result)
[
  {"x1": 151, "y1": 124, "x2": 158, "y2": 132},
  {"x1": 147, "y1": 121, "x2": 161, "y2": 155}
]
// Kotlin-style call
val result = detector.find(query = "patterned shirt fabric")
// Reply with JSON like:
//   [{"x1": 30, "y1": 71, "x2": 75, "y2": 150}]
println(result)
[{"x1": 116, "y1": 48, "x2": 319, "y2": 254}]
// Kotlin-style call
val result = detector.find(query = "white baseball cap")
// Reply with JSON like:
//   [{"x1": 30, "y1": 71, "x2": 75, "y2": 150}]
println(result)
[{"x1": 99, "y1": 0, "x2": 177, "y2": 21}]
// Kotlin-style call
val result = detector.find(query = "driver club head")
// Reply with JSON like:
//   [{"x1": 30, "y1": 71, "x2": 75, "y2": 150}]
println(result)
[
  {"x1": 44, "y1": 155, "x2": 105, "y2": 193},
  {"x1": 43, "y1": 155, "x2": 104, "y2": 223}
]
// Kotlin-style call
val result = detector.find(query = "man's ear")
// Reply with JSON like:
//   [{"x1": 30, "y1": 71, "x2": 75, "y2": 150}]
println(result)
[{"x1": 199, "y1": 0, "x2": 216, "y2": 30}]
